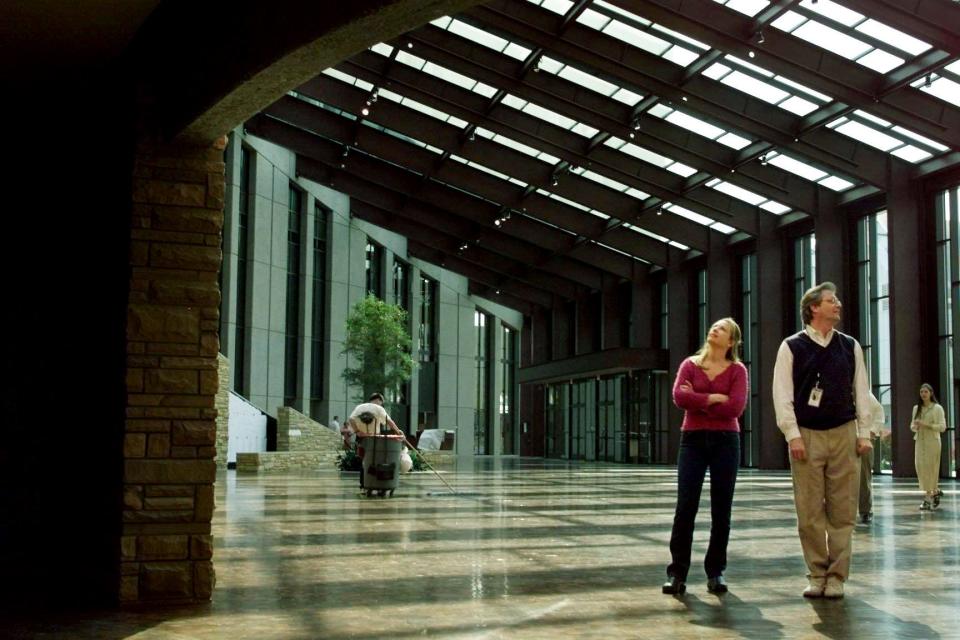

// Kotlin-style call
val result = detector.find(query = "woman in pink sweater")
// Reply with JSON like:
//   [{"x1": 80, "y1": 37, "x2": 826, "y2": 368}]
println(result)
[{"x1": 662, "y1": 318, "x2": 749, "y2": 596}]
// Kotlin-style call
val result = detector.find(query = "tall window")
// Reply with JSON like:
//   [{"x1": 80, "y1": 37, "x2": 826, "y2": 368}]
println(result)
[
  {"x1": 234, "y1": 146, "x2": 251, "y2": 396},
  {"x1": 696, "y1": 268, "x2": 708, "y2": 343},
  {"x1": 500, "y1": 324, "x2": 517, "y2": 455},
  {"x1": 393, "y1": 260, "x2": 410, "y2": 311},
  {"x1": 936, "y1": 186, "x2": 959, "y2": 476},
  {"x1": 309, "y1": 201, "x2": 329, "y2": 415},
  {"x1": 474, "y1": 310, "x2": 492, "y2": 455},
  {"x1": 659, "y1": 280, "x2": 669, "y2": 349},
  {"x1": 740, "y1": 253, "x2": 759, "y2": 467},
  {"x1": 417, "y1": 276, "x2": 437, "y2": 430},
  {"x1": 858, "y1": 211, "x2": 892, "y2": 472},
  {"x1": 284, "y1": 185, "x2": 303, "y2": 407},
  {"x1": 794, "y1": 233, "x2": 817, "y2": 330},
  {"x1": 365, "y1": 240, "x2": 383, "y2": 298}
]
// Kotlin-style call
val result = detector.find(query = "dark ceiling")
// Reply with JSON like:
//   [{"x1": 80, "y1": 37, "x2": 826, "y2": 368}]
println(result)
[{"x1": 247, "y1": 0, "x2": 960, "y2": 315}]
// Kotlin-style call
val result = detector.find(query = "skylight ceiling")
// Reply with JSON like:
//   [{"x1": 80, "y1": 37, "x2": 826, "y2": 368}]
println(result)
[
  {"x1": 770, "y1": 0, "x2": 933, "y2": 75},
  {"x1": 249, "y1": 0, "x2": 960, "y2": 308}
]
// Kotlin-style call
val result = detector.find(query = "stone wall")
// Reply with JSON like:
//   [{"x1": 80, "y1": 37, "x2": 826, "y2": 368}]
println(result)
[
  {"x1": 277, "y1": 406, "x2": 341, "y2": 452},
  {"x1": 121, "y1": 137, "x2": 224, "y2": 604},
  {"x1": 236, "y1": 450, "x2": 339, "y2": 472},
  {"x1": 215, "y1": 353, "x2": 230, "y2": 470}
]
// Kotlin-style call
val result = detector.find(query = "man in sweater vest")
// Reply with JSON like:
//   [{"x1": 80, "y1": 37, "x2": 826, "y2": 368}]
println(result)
[{"x1": 772, "y1": 282, "x2": 873, "y2": 599}]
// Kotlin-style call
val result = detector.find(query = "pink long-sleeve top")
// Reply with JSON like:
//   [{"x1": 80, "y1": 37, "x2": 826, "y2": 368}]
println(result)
[{"x1": 672, "y1": 357, "x2": 749, "y2": 432}]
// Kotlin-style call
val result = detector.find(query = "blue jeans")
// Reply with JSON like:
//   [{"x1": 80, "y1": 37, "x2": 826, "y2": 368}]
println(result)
[{"x1": 667, "y1": 430, "x2": 740, "y2": 581}]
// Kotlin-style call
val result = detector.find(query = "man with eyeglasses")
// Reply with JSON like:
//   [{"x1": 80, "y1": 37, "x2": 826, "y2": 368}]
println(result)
[{"x1": 773, "y1": 282, "x2": 873, "y2": 599}]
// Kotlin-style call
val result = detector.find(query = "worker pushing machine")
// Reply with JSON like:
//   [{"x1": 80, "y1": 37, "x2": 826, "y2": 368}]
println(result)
[{"x1": 348, "y1": 393, "x2": 405, "y2": 496}]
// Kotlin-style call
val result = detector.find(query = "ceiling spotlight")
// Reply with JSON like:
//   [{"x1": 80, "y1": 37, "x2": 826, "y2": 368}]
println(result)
[
  {"x1": 551, "y1": 176, "x2": 559, "y2": 187},
  {"x1": 495, "y1": 289, "x2": 501, "y2": 295},
  {"x1": 793, "y1": 137, "x2": 799, "y2": 142},
  {"x1": 924, "y1": 74, "x2": 933, "y2": 88},
  {"x1": 407, "y1": 41, "x2": 414, "y2": 49},
  {"x1": 468, "y1": 129, "x2": 476, "y2": 142},
  {"x1": 459, "y1": 243, "x2": 468, "y2": 251},
  {"x1": 756, "y1": 31, "x2": 765, "y2": 45},
  {"x1": 339, "y1": 162, "x2": 346, "y2": 169},
  {"x1": 628, "y1": 132, "x2": 636, "y2": 139},
  {"x1": 361, "y1": 107, "x2": 370, "y2": 116},
  {"x1": 748, "y1": 50, "x2": 756, "y2": 58},
  {"x1": 632, "y1": 119, "x2": 642, "y2": 131},
  {"x1": 342, "y1": 148, "x2": 350, "y2": 158},
  {"x1": 657, "y1": 207, "x2": 664, "y2": 216},
  {"x1": 759, "y1": 154, "x2": 768, "y2": 166},
  {"x1": 681, "y1": 96, "x2": 688, "y2": 102},
  {"x1": 494, "y1": 219, "x2": 502, "y2": 227},
  {"x1": 503, "y1": 210, "x2": 511, "y2": 220}
]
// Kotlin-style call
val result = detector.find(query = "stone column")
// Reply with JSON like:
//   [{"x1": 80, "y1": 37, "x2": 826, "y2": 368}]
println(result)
[
  {"x1": 121, "y1": 136, "x2": 224, "y2": 603},
  {"x1": 215, "y1": 353, "x2": 231, "y2": 470}
]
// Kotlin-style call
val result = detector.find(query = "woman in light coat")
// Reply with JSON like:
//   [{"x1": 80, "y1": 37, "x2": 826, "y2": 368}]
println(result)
[{"x1": 910, "y1": 383, "x2": 947, "y2": 510}]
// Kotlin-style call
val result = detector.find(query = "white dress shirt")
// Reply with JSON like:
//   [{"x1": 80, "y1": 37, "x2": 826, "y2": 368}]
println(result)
[{"x1": 772, "y1": 325, "x2": 873, "y2": 442}]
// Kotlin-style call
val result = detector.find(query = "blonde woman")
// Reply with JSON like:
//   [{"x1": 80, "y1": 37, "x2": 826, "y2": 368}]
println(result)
[
  {"x1": 663, "y1": 318, "x2": 748, "y2": 595},
  {"x1": 911, "y1": 383, "x2": 946, "y2": 510}
]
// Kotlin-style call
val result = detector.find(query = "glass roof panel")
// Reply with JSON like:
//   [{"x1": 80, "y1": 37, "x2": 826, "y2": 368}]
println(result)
[
  {"x1": 818, "y1": 176, "x2": 855, "y2": 191},
  {"x1": 667, "y1": 204, "x2": 715, "y2": 227},
  {"x1": 646, "y1": 103, "x2": 673, "y2": 118},
  {"x1": 402, "y1": 97, "x2": 453, "y2": 122},
  {"x1": 856, "y1": 49, "x2": 905, "y2": 74},
  {"x1": 371, "y1": 43, "x2": 394, "y2": 57},
  {"x1": 792, "y1": 21, "x2": 871, "y2": 60},
  {"x1": 667, "y1": 162, "x2": 698, "y2": 177},
  {"x1": 447, "y1": 19, "x2": 509, "y2": 52},
  {"x1": 799, "y1": 0, "x2": 864, "y2": 27},
  {"x1": 721, "y1": 71, "x2": 789, "y2": 104},
  {"x1": 395, "y1": 50, "x2": 426, "y2": 70},
  {"x1": 854, "y1": 110, "x2": 892, "y2": 128},
  {"x1": 920, "y1": 77, "x2": 960, "y2": 106},
  {"x1": 703, "y1": 63, "x2": 732, "y2": 80},
  {"x1": 834, "y1": 121, "x2": 901, "y2": 151},
  {"x1": 768, "y1": 153, "x2": 827, "y2": 181},
  {"x1": 537, "y1": 55, "x2": 565, "y2": 74},
  {"x1": 779, "y1": 95, "x2": 819, "y2": 116},
  {"x1": 593, "y1": 0, "x2": 652, "y2": 25},
  {"x1": 522, "y1": 102, "x2": 577, "y2": 129},
  {"x1": 572, "y1": 123, "x2": 600, "y2": 137},
  {"x1": 775, "y1": 76, "x2": 832, "y2": 102},
  {"x1": 855, "y1": 19, "x2": 931, "y2": 56},
  {"x1": 472, "y1": 82, "x2": 498, "y2": 98},
  {"x1": 547, "y1": 192, "x2": 590, "y2": 210},
  {"x1": 651, "y1": 24, "x2": 710, "y2": 50},
  {"x1": 663, "y1": 45, "x2": 700, "y2": 67},
  {"x1": 422, "y1": 61, "x2": 477, "y2": 91},
  {"x1": 723, "y1": 0, "x2": 770, "y2": 18},
  {"x1": 611, "y1": 87, "x2": 644, "y2": 106},
  {"x1": 536, "y1": 151, "x2": 561, "y2": 164},
  {"x1": 430, "y1": 16, "x2": 452, "y2": 29},
  {"x1": 558, "y1": 65, "x2": 618, "y2": 96},
  {"x1": 760, "y1": 200, "x2": 791, "y2": 215},
  {"x1": 620, "y1": 143, "x2": 672, "y2": 167},
  {"x1": 716, "y1": 132, "x2": 752, "y2": 149},
  {"x1": 491, "y1": 134, "x2": 540, "y2": 157},
  {"x1": 447, "y1": 115, "x2": 468, "y2": 128},
  {"x1": 625, "y1": 187, "x2": 650, "y2": 200},
  {"x1": 582, "y1": 170, "x2": 629, "y2": 191},
  {"x1": 947, "y1": 60, "x2": 960, "y2": 75},
  {"x1": 503, "y1": 42, "x2": 532, "y2": 60},
  {"x1": 626, "y1": 224, "x2": 670, "y2": 244},
  {"x1": 603, "y1": 20, "x2": 671, "y2": 56},
  {"x1": 665, "y1": 110, "x2": 725, "y2": 139},
  {"x1": 771, "y1": 10, "x2": 807, "y2": 32},
  {"x1": 725, "y1": 55, "x2": 775, "y2": 78},
  {"x1": 540, "y1": 0, "x2": 574, "y2": 15},
  {"x1": 891, "y1": 126, "x2": 950, "y2": 153},
  {"x1": 587, "y1": 209, "x2": 611, "y2": 220},
  {"x1": 501, "y1": 94, "x2": 527, "y2": 110},
  {"x1": 711, "y1": 181, "x2": 766, "y2": 205},
  {"x1": 891, "y1": 145, "x2": 932, "y2": 163},
  {"x1": 577, "y1": 8, "x2": 610, "y2": 30},
  {"x1": 711, "y1": 222, "x2": 737, "y2": 234}
]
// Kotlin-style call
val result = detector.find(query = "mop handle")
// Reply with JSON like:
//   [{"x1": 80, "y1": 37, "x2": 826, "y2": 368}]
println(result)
[{"x1": 400, "y1": 435, "x2": 457, "y2": 494}]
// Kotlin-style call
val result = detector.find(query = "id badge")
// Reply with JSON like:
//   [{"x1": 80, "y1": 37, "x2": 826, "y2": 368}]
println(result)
[{"x1": 808, "y1": 386, "x2": 823, "y2": 407}]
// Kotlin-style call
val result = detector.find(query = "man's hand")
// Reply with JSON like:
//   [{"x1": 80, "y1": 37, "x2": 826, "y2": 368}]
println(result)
[
  {"x1": 789, "y1": 437, "x2": 806, "y2": 462},
  {"x1": 856, "y1": 437, "x2": 873, "y2": 456}
]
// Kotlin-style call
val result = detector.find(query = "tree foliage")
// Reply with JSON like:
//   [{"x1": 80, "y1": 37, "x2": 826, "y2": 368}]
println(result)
[{"x1": 341, "y1": 294, "x2": 415, "y2": 401}]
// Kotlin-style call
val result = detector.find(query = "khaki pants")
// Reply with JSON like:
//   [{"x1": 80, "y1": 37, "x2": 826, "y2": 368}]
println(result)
[
  {"x1": 790, "y1": 421, "x2": 860, "y2": 582},
  {"x1": 858, "y1": 444, "x2": 873, "y2": 517}
]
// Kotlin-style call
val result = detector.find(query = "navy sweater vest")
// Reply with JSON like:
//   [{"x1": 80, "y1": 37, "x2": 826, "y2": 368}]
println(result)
[{"x1": 786, "y1": 331, "x2": 857, "y2": 430}]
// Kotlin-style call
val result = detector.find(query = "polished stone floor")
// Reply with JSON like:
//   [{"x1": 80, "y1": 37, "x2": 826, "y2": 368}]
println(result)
[{"x1": 7, "y1": 458, "x2": 960, "y2": 639}]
